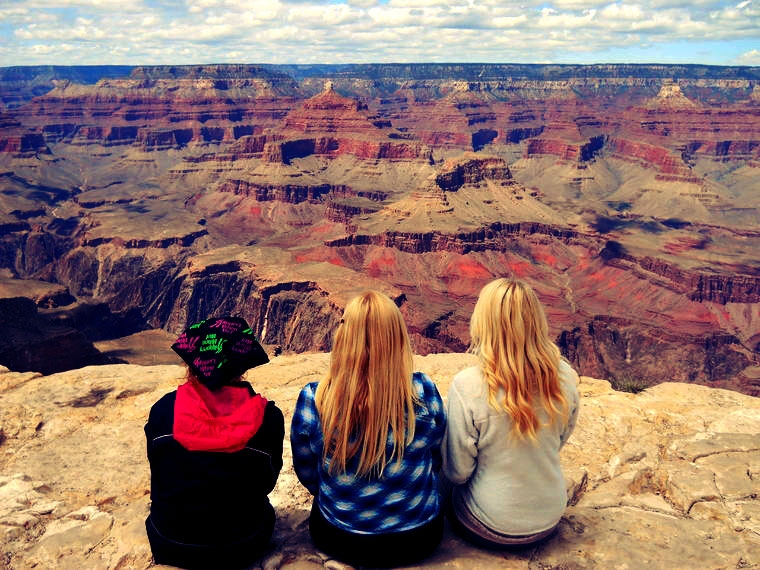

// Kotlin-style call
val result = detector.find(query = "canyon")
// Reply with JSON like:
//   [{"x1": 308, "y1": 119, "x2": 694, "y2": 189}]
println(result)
[{"x1": 0, "y1": 63, "x2": 759, "y2": 394}]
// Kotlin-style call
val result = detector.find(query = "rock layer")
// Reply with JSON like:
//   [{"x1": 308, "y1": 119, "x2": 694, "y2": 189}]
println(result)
[{"x1": 1, "y1": 64, "x2": 759, "y2": 393}]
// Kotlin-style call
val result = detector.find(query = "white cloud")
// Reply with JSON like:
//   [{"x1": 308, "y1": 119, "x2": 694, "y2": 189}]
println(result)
[
  {"x1": 2, "y1": 0, "x2": 759, "y2": 65},
  {"x1": 0, "y1": 7, "x2": 30, "y2": 20},
  {"x1": 536, "y1": 7, "x2": 597, "y2": 29},
  {"x1": 387, "y1": 0, "x2": 449, "y2": 6},
  {"x1": 600, "y1": 3, "x2": 645, "y2": 20},
  {"x1": 288, "y1": 4, "x2": 364, "y2": 26},
  {"x1": 368, "y1": 6, "x2": 425, "y2": 26},
  {"x1": 736, "y1": 48, "x2": 760, "y2": 64},
  {"x1": 26, "y1": 0, "x2": 145, "y2": 9},
  {"x1": 15, "y1": 23, "x2": 109, "y2": 40},
  {"x1": 552, "y1": 0, "x2": 608, "y2": 8},
  {"x1": 491, "y1": 14, "x2": 528, "y2": 28}
]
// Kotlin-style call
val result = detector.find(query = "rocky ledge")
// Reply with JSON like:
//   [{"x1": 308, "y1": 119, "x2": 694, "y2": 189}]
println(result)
[{"x1": 1, "y1": 353, "x2": 759, "y2": 569}]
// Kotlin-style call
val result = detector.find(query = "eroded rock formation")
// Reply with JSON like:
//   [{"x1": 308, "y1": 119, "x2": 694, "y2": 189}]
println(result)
[{"x1": 1, "y1": 64, "x2": 759, "y2": 393}]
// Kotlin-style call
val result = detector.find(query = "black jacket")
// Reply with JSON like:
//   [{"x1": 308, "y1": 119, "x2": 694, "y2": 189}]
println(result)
[{"x1": 144, "y1": 382, "x2": 284, "y2": 546}]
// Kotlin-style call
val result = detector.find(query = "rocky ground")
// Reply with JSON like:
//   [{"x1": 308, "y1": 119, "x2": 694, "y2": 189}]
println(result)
[{"x1": 0, "y1": 353, "x2": 759, "y2": 569}]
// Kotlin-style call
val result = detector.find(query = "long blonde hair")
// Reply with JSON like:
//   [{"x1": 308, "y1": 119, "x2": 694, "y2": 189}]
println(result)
[
  {"x1": 470, "y1": 278, "x2": 567, "y2": 440},
  {"x1": 315, "y1": 291, "x2": 417, "y2": 477}
]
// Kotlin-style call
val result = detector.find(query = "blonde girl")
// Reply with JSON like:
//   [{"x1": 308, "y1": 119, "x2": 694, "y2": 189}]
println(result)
[
  {"x1": 442, "y1": 278, "x2": 580, "y2": 548},
  {"x1": 291, "y1": 291, "x2": 446, "y2": 567}
]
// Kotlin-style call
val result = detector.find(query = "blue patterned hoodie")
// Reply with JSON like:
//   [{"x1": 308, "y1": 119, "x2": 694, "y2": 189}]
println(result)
[{"x1": 291, "y1": 372, "x2": 446, "y2": 534}]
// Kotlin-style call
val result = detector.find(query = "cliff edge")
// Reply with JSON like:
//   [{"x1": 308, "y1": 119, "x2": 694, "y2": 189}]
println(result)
[{"x1": 1, "y1": 353, "x2": 758, "y2": 569}]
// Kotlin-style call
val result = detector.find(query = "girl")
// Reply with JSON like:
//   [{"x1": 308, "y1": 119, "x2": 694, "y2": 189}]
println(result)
[
  {"x1": 442, "y1": 279, "x2": 579, "y2": 549},
  {"x1": 291, "y1": 291, "x2": 446, "y2": 567},
  {"x1": 145, "y1": 316, "x2": 284, "y2": 569}
]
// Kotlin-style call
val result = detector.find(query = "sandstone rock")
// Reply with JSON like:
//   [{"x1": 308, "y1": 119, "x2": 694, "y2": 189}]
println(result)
[
  {"x1": 0, "y1": 357, "x2": 759, "y2": 569},
  {"x1": 25, "y1": 511, "x2": 113, "y2": 569},
  {"x1": 669, "y1": 432, "x2": 760, "y2": 461},
  {"x1": 538, "y1": 508, "x2": 749, "y2": 569},
  {"x1": 647, "y1": 83, "x2": 699, "y2": 109},
  {"x1": 661, "y1": 461, "x2": 721, "y2": 512}
]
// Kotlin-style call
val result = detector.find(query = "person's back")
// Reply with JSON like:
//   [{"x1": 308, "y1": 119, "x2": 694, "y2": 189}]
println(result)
[
  {"x1": 442, "y1": 279, "x2": 579, "y2": 547},
  {"x1": 291, "y1": 291, "x2": 446, "y2": 567},
  {"x1": 144, "y1": 317, "x2": 284, "y2": 570},
  {"x1": 145, "y1": 384, "x2": 283, "y2": 546},
  {"x1": 444, "y1": 360, "x2": 578, "y2": 536},
  {"x1": 293, "y1": 371, "x2": 443, "y2": 534}
]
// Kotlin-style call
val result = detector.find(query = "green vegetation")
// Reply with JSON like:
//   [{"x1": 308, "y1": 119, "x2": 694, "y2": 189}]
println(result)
[{"x1": 610, "y1": 372, "x2": 649, "y2": 394}]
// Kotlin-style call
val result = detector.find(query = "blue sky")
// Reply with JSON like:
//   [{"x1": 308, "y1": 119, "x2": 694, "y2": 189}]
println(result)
[{"x1": 0, "y1": 0, "x2": 758, "y2": 66}]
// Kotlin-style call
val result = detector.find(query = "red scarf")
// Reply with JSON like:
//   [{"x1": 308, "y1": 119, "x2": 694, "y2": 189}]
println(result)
[{"x1": 173, "y1": 381, "x2": 267, "y2": 453}]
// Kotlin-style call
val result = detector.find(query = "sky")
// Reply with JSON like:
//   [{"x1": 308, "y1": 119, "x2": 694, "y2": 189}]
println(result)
[{"x1": 0, "y1": 0, "x2": 758, "y2": 67}]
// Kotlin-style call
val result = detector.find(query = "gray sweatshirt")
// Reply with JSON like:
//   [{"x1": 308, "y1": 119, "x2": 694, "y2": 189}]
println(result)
[{"x1": 442, "y1": 360, "x2": 580, "y2": 535}]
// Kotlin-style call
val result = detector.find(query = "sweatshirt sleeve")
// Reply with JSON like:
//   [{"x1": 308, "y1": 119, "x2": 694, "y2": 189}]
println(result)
[
  {"x1": 258, "y1": 402, "x2": 285, "y2": 494},
  {"x1": 290, "y1": 384, "x2": 322, "y2": 496},
  {"x1": 441, "y1": 380, "x2": 478, "y2": 485},
  {"x1": 418, "y1": 373, "x2": 446, "y2": 472},
  {"x1": 559, "y1": 367, "x2": 580, "y2": 449}
]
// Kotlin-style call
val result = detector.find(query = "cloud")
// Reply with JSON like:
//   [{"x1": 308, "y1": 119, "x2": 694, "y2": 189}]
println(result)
[
  {"x1": 387, "y1": 0, "x2": 449, "y2": 7},
  {"x1": 347, "y1": 0, "x2": 379, "y2": 7},
  {"x1": 288, "y1": 4, "x2": 364, "y2": 27},
  {"x1": 552, "y1": 0, "x2": 608, "y2": 8},
  {"x1": 30, "y1": 43, "x2": 75, "y2": 54},
  {"x1": 600, "y1": 3, "x2": 645, "y2": 20},
  {"x1": 15, "y1": 22, "x2": 110, "y2": 41},
  {"x1": 2, "y1": 0, "x2": 759, "y2": 65},
  {"x1": 23, "y1": 0, "x2": 145, "y2": 10},
  {"x1": 736, "y1": 48, "x2": 760, "y2": 64},
  {"x1": 0, "y1": 7, "x2": 30, "y2": 20}
]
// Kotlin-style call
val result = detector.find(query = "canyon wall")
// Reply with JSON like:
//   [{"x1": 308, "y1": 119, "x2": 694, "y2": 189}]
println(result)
[{"x1": 0, "y1": 64, "x2": 759, "y2": 393}]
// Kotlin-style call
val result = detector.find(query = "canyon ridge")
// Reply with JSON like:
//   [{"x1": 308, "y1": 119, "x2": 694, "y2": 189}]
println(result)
[{"x1": 0, "y1": 63, "x2": 759, "y2": 394}]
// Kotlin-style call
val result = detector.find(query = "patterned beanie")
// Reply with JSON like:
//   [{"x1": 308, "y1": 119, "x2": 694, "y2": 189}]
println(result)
[{"x1": 171, "y1": 316, "x2": 269, "y2": 390}]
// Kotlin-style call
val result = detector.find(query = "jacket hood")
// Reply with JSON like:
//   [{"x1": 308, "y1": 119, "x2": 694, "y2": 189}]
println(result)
[{"x1": 173, "y1": 381, "x2": 267, "y2": 453}]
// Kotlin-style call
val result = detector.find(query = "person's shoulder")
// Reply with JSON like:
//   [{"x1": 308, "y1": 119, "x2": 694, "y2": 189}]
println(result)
[
  {"x1": 145, "y1": 390, "x2": 177, "y2": 435},
  {"x1": 294, "y1": 381, "x2": 320, "y2": 414},
  {"x1": 412, "y1": 372, "x2": 444, "y2": 420},
  {"x1": 412, "y1": 372, "x2": 442, "y2": 399},
  {"x1": 149, "y1": 390, "x2": 177, "y2": 415},
  {"x1": 558, "y1": 358, "x2": 579, "y2": 382},
  {"x1": 264, "y1": 399, "x2": 285, "y2": 425},
  {"x1": 558, "y1": 359, "x2": 580, "y2": 399},
  {"x1": 413, "y1": 371, "x2": 434, "y2": 388},
  {"x1": 451, "y1": 366, "x2": 484, "y2": 397},
  {"x1": 453, "y1": 365, "x2": 481, "y2": 382},
  {"x1": 298, "y1": 381, "x2": 319, "y2": 400}
]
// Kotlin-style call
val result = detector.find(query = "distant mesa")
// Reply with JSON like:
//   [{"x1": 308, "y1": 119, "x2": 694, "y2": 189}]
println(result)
[
  {"x1": 435, "y1": 154, "x2": 512, "y2": 192},
  {"x1": 645, "y1": 83, "x2": 698, "y2": 109},
  {"x1": 752, "y1": 84, "x2": 760, "y2": 103}
]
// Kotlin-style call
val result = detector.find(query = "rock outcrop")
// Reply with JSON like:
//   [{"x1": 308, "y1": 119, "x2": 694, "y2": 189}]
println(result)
[
  {"x1": 0, "y1": 297, "x2": 120, "y2": 375},
  {"x1": 646, "y1": 83, "x2": 699, "y2": 109},
  {"x1": 1, "y1": 354, "x2": 759, "y2": 569}
]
